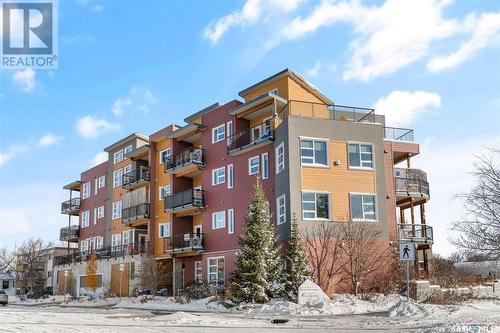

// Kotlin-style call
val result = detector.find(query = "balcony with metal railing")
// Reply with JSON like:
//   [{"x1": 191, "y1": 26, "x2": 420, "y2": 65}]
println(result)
[
  {"x1": 164, "y1": 147, "x2": 205, "y2": 177},
  {"x1": 122, "y1": 203, "x2": 150, "y2": 225},
  {"x1": 384, "y1": 127, "x2": 414, "y2": 142},
  {"x1": 60, "y1": 225, "x2": 79, "y2": 242},
  {"x1": 164, "y1": 233, "x2": 204, "y2": 255},
  {"x1": 397, "y1": 224, "x2": 433, "y2": 244},
  {"x1": 164, "y1": 188, "x2": 205, "y2": 216},
  {"x1": 122, "y1": 168, "x2": 150, "y2": 190},
  {"x1": 61, "y1": 197, "x2": 80, "y2": 215},
  {"x1": 394, "y1": 168, "x2": 430, "y2": 203},
  {"x1": 227, "y1": 121, "x2": 274, "y2": 155}
]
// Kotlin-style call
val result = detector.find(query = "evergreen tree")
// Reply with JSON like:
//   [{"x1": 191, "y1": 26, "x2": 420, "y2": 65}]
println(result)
[
  {"x1": 230, "y1": 178, "x2": 282, "y2": 303},
  {"x1": 285, "y1": 213, "x2": 310, "y2": 301}
]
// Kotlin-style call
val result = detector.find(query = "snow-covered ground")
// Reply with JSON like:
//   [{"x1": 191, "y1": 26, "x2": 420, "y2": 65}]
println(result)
[{"x1": 1, "y1": 294, "x2": 500, "y2": 332}]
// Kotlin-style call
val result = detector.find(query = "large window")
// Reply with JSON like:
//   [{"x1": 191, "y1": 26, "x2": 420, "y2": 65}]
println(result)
[
  {"x1": 348, "y1": 143, "x2": 374, "y2": 168},
  {"x1": 195, "y1": 261, "x2": 203, "y2": 283},
  {"x1": 212, "y1": 211, "x2": 226, "y2": 229},
  {"x1": 159, "y1": 223, "x2": 171, "y2": 238},
  {"x1": 159, "y1": 185, "x2": 171, "y2": 200},
  {"x1": 300, "y1": 139, "x2": 328, "y2": 166},
  {"x1": 350, "y1": 194, "x2": 377, "y2": 221},
  {"x1": 277, "y1": 194, "x2": 286, "y2": 225},
  {"x1": 276, "y1": 142, "x2": 285, "y2": 174},
  {"x1": 262, "y1": 153, "x2": 269, "y2": 179},
  {"x1": 212, "y1": 167, "x2": 225, "y2": 185},
  {"x1": 248, "y1": 156, "x2": 260, "y2": 175},
  {"x1": 113, "y1": 169, "x2": 123, "y2": 188},
  {"x1": 208, "y1": 257, "x2": 225, "y2": 285},
  {"x1": 159, "y1": 148, "x2": 171, "y2": 164},
  {"x1": 82, "y1": 182, "x2": 91, "y2": 199},
  {"x1": 112, "y1": 200, "x2": 122, "y2": 220},
  {"x1": 228, "y1": 209, "x2": 234, "y2": 234},
  {"x1": 302, "y1": 192, "x2": 330, "y2": 220},
  {"x1": 212, "y1": 124, "x2": 225, "y2": 143},
  {"x1": 81, "y1": 210, "x2": 90, "y2": 228},
  {"x1": 114, "y1": 149, "x2": 124, "y2": 164}
]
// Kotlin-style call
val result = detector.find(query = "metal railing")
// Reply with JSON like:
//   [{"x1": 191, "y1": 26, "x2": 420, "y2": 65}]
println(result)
[
  {"x1": 384, "y1": 127, "x2": 414, "y2": 142},
  {"x1": 164, "y1": 233, "x2": 204, "y2": 253},
  {"x1": 397, "y1": 224, "x2": 433, "y2": 243},
  {"x1": 54, "y1": 241, "x2": 150, "y2": 266},
  {"x1": 278, "y1": 100, "x2": 378, "y2": 123},
  {"x1": 165, "y1": 188, "x2": 205, "y2": 211},
  {"x1": 122, "y1": 168, "x2": 150, "y2": 186},
  {"x1": 395, "y1": 168, "x2": 430, "y2": 199},
  {"x1": 122, "y1": 203, "x2": 150, "y2": 223},
  {"x1": 59, "y1": 225, "x2": 79, "y2": 241},
  {"x1": 227, "y1": 121, "x2": 274, "y2": 152},
  {"x1": 165, "y1": 147, "x2": 204, "y2": 172},
  {"x1": 61, "y1": 197, "x2": 80, "y2": 213}
]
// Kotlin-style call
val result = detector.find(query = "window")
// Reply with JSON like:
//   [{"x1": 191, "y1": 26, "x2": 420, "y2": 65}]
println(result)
[
  {"x1": 212, "y1": 211, "x2": 226, "y2": 229},
  {"x1": 111, "y1": 233, "x2": 122, "y2": 250},
  {"x1": 112, "y1": 200, "x2": 122, "y2": 220},
  {"x1": 98, "y1": 175, "x2": 106, "y2": 189},
  {"x1": 227, "y1": 164, "x2": 234, "y2": 189},
  {"x1": 123, "y1": 164, "x2": 132, "y2": 176},
  {"x1": 269, "y1": 88, "x2": 278, "y2": 95},
  {"x1": 226, "y1": 121, "x2": 233, "y2": 145},
  {"x1": 80, "y1": 240, "x2": 88, "y2": 253},
  {"x1": 113, "y1": 169, "x2": 123, "y2": 188},
  {"x1": 114, "y1": 149, "x2": 124, "y2": 164},
  {"x1": 82, "y1": 182, "x2": 91, "y2": 199},
  {"x1": 208, "y1": 257, "x2": 225, "y2": 285},
  {"x1": 262, "y1": 153, "x2": 269, "y2": 179},
  {"x1": 159, "y1": 223, "x2": 171, "y2": 238},
  {"x1": 94, "y1": 178, "x2": 98, "y2": 195},
  {"x1": 248, "y1": 156, "x2": 260, "y2": 175},
  {"x1": 212, "y1": 167, "x2": 225, "y2": 186},
  {"x1": 159, "y1": 185, "x2": 171, "y2": 200},
  {"x1": 97, "y1": 206, "x2": 104, "y2": 219},
  {"x1": 212, "y1": 124, "x2": 225, "y2": 143},
  {"x1": 93, "y1": 208, "x2": 97, "y2": 225},
  {"x1": 300, "y1": 138, "x2": 328, "y2": 166},
  {"x1": 159, "y1": 148, "x2": 171, "y2": 164},
  {"x1": 94, "y1": 236, "x2": 103, "y2": 250},
  {"x1": 195, "y1": 261, "x2": 202, "y2": 283},
  {"x1": 302, "y1": 192, "x2": 330, "y2": 220},
  {"x1": 276, "y1": 142, "x2": 285, "y2": 174},
  {"x1": 277, "y1": 194, "x2": 286, "y2": 225},
  {"x1": 124, "y1": 145, "x2": 133, "y2": 155},
  {"x1": 81, "y1": 210, "x2": 90, "y2": 228},
  {"x1": 122, "y1": 230, "x2": 131, "y2": 245},
  {"x1": 228, "y1": 209, "x2": 234, "y2": 234},
  {"x1": 348, "y1": 143, "x2": 374, "y2": 168},
  {"x1": 350, "y1": 194, "x2": 377, "y2": 221}
]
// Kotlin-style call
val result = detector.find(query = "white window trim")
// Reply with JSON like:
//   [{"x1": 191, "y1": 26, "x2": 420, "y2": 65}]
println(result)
[
  {"x1": 301, "y1": 190, "x2": 331, "y2": 221},
  {"x1": 207, "y1": 256, "x2": 225, "y2": 285},
  {"x1": 97, "y1": 206, "x2": 105, "y2": 219},
  {"x1": 159, "y1": 148, "x2": 172, "y2": 164},
  {"x1": 113, "y1": 169, "x2": 123, "y2": 188},
  {"x1": 212, "y1": 211, "x2": 226, "y2": 229},
  {"x1": 248, "y1": 156, "x2": 260, "y2": 175},
  {"x1": 212, "y1": 167, "x2": 226, "y2": 186},
  {"x1": 275, "y1": 142, "x2": 285, "y2": 174},
  {"x1": 93, "y1": 208, "x2": 97, "y2": 225},
  {"x1": 226, "y1": 121, "x2": 233, "y2": 145},
  {"x1": 262, "y1": 152, "x2": 269, "y2": 180},
  {"x1": 82, "y1": 182, "x2": 91, "y2": 199},
  {"x1": 124, "y1": 144, "x2": 133, "y2": 155},
  {"x1": 212, "y1": 124, "x2": 225, "y2": 144},
  {"x1": 114, "y1": 149, "x2": 124, "y2": 164},
  {"x1": 195, "y1": 261, "x2": 203, "y2": 283},
  {"x1": 300, "y1": 137, "x2": 330, "y2": 168},
  {"x1": 159, "y1": 185, "x2": 171, "y2": 201},
  {"x1": 112, "y1": 200, "x2": 122, "y2": 220},
  {"x1": 94, "y1": 179, "x2": 98, "y2": 195},
  {"x1": 347, "y1": 141, "x2": 375, "y2": 170},
  {"x1": 98, "y1": 175, "x2": 106, "y2": 189},
  {"x1": 276, "y1": 194, "x2": 286, "y2": 225},
  {"x1": 227, "y1": 164, "x2": 234, "y2": 189},
  {"x1": 158, "y1": 222, "x2": 171, "y2": 238},
  {"x1": 81, "y1": 210, "x2": 90, "y2": 228},
  {"x1": 228, "y1": 208, "x2": 234, "y2": 234},
  {"x1": 349, "y1": 192, "x2": 378, "y2": 222}
]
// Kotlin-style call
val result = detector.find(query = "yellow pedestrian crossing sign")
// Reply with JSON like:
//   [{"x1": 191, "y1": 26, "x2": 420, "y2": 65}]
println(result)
[{"x1": 399, "y1": 243, "x2": 415, "y2": 261}]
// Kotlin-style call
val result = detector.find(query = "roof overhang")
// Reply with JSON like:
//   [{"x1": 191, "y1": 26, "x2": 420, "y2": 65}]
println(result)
[
  {"x1": 104, "y1": 133, "x2": 149, "y2": 152},
  {"x1": 126, "y1": 144, "x2": 150, "y2": 160},
  {"x1": 184, "y1": 103, "x2": 220, "y2": 123},
  {"x1": 167, "y1": 123, "x2": 204, "y2": 142},
  {"x1": 63, "y1": 181, "x2": 81, "y2": 191},
  {"x1": 230, "y1": 93, "x2": 287, "y2": 119}
]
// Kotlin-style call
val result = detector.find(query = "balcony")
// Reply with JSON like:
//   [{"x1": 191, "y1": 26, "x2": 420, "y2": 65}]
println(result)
[
  {"x1": 54, "y1": 242, "x2": 149, "y2": 266},
  {"x1": 278, "y1": 101, "x2": 382, "y2": 123},
  {"x1": 394, "y1": 168, "x2": 430, "y2": 204},
  {"x1": 397, "y1": 224, "x2": 433, "y2": 244},
  {"x1": 227, "y1": 121, "x2": 274, "y2": 155},
  {"x1": 164, "y1": 147, "x2": 205, "y2": 178},
  {"x1": 61, "y1": 197, "x2": 80, "y2": 215},
  {"x1": 60, "y1": 225, "x2": 79, "y2": 242},
  {"x1": 164, "y1": 233, "x2": 204, "y2": 255},
  {"x1": 384, "y1": 127, "x2": 414, "y2": 142},
  {"x1": 122, "y1": 203, "x2": 150, "y2": 225},
  {"x1": 165, "y1": 188, "x2": 205, "y2": 216},
  {"x1": 122, "y1": 168, "x2": 150, "y2": 190}
]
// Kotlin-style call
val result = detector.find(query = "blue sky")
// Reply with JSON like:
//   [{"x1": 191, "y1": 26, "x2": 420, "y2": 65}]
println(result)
[{"x1": 0, "y1": 0, "x2": 499, "y2": 255}]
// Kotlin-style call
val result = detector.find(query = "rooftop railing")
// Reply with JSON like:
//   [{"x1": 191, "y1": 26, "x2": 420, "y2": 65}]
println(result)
[
  {"x1": 278, "y1": 100, "x2": 378, "y2": 123},
  {"x1": 384, "y1": 127, "x2": 414, "y2": 142}
]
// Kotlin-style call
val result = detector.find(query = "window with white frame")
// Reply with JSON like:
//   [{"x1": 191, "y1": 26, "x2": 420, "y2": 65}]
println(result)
[
  {"x1": 212, "y1": 124, "x2": 225, "y2": 143},
  {"x1": 95, "y1": 236, "x2": 103, "y2": 250},
  {"x1": 159, "y1": 223, "x2": 171, "y2": 238},
  {"x1": 97, "y1": 206, "x2": 105, "y2": 219},
  {"x1": 212, "y1": 167, "x2": 225, "y2": 185},
  {"x1": 123, "y1": 164, "x2": 132, "y2": 176},
  {"x1": 159, "y1": 148, "x2": 171, "y2": 164},
  {"x1": 208, "y1": 257, "x2": 225, "y2": 285},
  {"x1": 122, "y1": 230, "x2": 132, "y2": 245},
  {"x1": 350, "y1": 194, "x2": 377, "y2": 221},
  {"x1": 226, "y1": 121, "x2": 233, "y2": 145},
  {"x1": 114, "y1": 149, "x2": 124, "y2": 164},
  {"x1": 248, "y1": 156, "x2": 260, "y2": 175},
  {"x1": 113, "y1": 169, "x2": 123, "y2": 188},
  {"x1": 262, "y1": 153, "x2": 269, "y2": 179},
  {"x1": 300, "y1": 138, "x2": 328, "y2": 166},
  {"x1": 159, "y1": 185, "x2": 171, "y2": 200},
  {"x1": 82, "y1": 182, "x2": 91, "y2": 199},
  {"x1": 93, "y1": 208, "x2": 97, "y2": 225},
  {"x1": 98, "y1": 175, "x2": 106, "y2": 189},
  {"x1": 94, "y1": 178, "x2": 98, "y2": 195},
  {"x1": 112, "y1": 200, "x2": 122, "y2": 220},
  {"x1": 80, "y1": 240, "x2": 88, "y2": 253},
  {"x1": 212, "y1": 211, "x2": 226, "y2": 229},
  {"x1": 227, "y1": 164, "x2": 234, "y2": 189},
  {"x1": 269, "y1": 88, "x2": 278, "y2": 95},
  {"x1": 195, "y1": 261, "x2": 202, "y2": 283},
  {"x1": 277, "y1": 194, "x2": 286, "y2": 225},
  {"x1": 81, "y1": 210, "x2": 90, "y2": 228},
  {"x1": 276, "y1": 142, "x2": 285, "y2": 174},
  {"x1": 111, "y1": 233, "x2": 122, "y2": 250},
  {"x1": 348, "y1": 143, "x2": 374, "y2": 168},
  {"x1": 228, "y1": 209, "x2": 234, "y2": 234},
  {"x1": 124, "y1": 145, "x2": 133, "y2": 155},
  {"x1": 302, "y1": 192, "x2": 330, "y2": 220}
]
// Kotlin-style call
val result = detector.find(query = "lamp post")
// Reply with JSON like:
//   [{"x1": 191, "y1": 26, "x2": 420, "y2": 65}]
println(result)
[{"x1": 64, "y1": 270, "x2": 68, "y2": 302}]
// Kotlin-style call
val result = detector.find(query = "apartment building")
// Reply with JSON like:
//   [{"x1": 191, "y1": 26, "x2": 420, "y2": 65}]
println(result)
[{"x1": 55, "y1": 68, "x2": 433, "y2": 296}]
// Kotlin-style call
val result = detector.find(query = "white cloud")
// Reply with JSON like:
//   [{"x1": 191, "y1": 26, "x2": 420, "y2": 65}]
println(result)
[
  {"x1": 0, "y1": 144, "x2": 28, "y2": 167},
  {"x1": 112, "y1": 87, "x2": 158, "y2": 116},
  {"x1": 373, "y1": 90, "x2": 441, "y2": 127},
  {"x1": 112, "y1": 97, "x2": 132, "y2": 117},
  {"x1": 12, "y1": 69, "x2": 36, "y2": 92},
  {"x1": 92, "y1": 152, "x2": 108, "y2": 166},
  {"x1": 427, "y1": 12, "x2": 500, "y2": 72},
  {"x1": 306, "y1": 60, "x2": 337, "y2": 78},
  {"x1": 38, "y1": 133, "x2": 63, "y2": 147},
  {"x1": 76, "y1": 115, "x2": 119, "y2": 139}
]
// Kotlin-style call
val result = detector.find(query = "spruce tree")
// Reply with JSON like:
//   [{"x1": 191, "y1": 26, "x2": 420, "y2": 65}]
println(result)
[
  {"x1": 230, "y1": 178, "x2": 281, "y2": 303},
  {"x1": 285, "y1": 213, "x2": 310, "y2": 301}
]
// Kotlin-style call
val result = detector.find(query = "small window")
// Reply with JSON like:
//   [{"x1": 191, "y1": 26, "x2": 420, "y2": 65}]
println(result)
[
  {"x1": 276, "y1": 142, "x2": 285, "y2": 174},
  {"x1": 159, "y1": 185, "x2": 171, "y2": 200},
  {"x1": 159, "y1": 223, "x2": 171, "y2": 238},
  {"x1": 113, "y1": 169, "x2": 123, "y2": 188},
  {"x1": 228, "y1": 209, "x2": 234, "y2": 234},
  {"x1": 262, "y1": 153, "x2": 269, "y2": 179},
  {"x1": 94, "y1": 179, "x2": 98, "y2": 195},
  {"x1": 212, "y1": 167, "x2": 225, "y2": 186},
  {"x1": 212, "y1": 211, "x2": 226, "y2": 229},
  {"x1": 350, "y1": 194, "x2": 377, "y2": 221},
  {"x1": 124, "y1": 145, "x2": 133, "y2": 155},
  {"x1": 112, "y1": 200, "x2": 122, "y2": 220},
  {"x1": 111, "y1": 233, "x2": 122, "y2": 250},
  {"x1": 114, "y1": 149, "x2": 124, "y2": 164},
  {"x1": 122, "y1": 230, "x2": 131, "y2": 245},
  {"x1": 82, "y1": 182, "x2": 91, "y2": 199},
  {"x1": 98, "y1": 175, "x2": 106, "y2": 189},
  {"x1": 123, "y1": 164, "x2": 132, "y2": 176},
  {"x1": 348, "y1": 143, "x2": 374, "y2": 169},
  {"x1": 81, "y1": 210, "x2": 90, "y2": 228},
  {"x1": 277, "y1": 194, "x2": 286, "y2": 225},
  {"x1": 269, "y1": 88, "x2": 278, "y2": 95},
  {"x1": 248, "y1": 156, "x2": 260, "y2": 175},
  {"x1": 300, "y1": 139, "x2": 328, "y2": 166},
  {"x1": 93, "y1": 208, "x2": 97, "y2": 225},
  {"x1": 208, "y1": 257, "x2": 225, "y2": 285},
  {"x1": 159, "y1": 148, "x2": 172, "y2": 164},
  {"x1": 227, "y1": 164, "x2": 234, "y2": 189},
  {"x1": 195, "y1": 261, "x2": 203, "y2": 283},
  {"x1": 212, "y1": 124, "x2": 225, "y2": 144},
  {"x1": 97, "y1": 206, "x2": 105, "y2": 219},
  {"x1": 226, "y1": 121, "x2": 233, "y2": 145},
  {"x1": 302, "y1": 192, "x2": 330, "y2": 220}
]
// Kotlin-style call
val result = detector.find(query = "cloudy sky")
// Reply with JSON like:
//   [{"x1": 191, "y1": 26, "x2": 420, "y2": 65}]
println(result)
[{"x1": 0, "y1": 0, "x2": 499, "y2": 255}]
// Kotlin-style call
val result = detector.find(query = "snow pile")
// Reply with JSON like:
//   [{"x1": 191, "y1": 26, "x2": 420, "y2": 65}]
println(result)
[
  {"x1": 388, "y1": 299, "x2": 428, "y2": 317},
  {"x1": 114, "y1": 296, "x2": 230, "y2": 313}
]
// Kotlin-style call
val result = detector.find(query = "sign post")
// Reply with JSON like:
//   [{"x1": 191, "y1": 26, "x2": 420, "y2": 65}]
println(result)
[
  {"x1": 119, "y1": 263, "x2": 125, "y2": 302},
  {"x1": 399, "y1": 243, "x2": 415, "y2": 302},
  {"x1": 63, "y1": 270, "x2": 69, "y2": 302}
]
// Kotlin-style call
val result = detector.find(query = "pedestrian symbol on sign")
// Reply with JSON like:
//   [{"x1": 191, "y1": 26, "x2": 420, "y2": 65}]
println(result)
[{"x1": 399, "y1": 243, "x2": 414, "y2": 261}]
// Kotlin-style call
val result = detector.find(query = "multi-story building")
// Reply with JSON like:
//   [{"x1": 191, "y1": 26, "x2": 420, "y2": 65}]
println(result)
[{"x1": 54, "y1": 69, "x2": 433, "y2": 296}]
